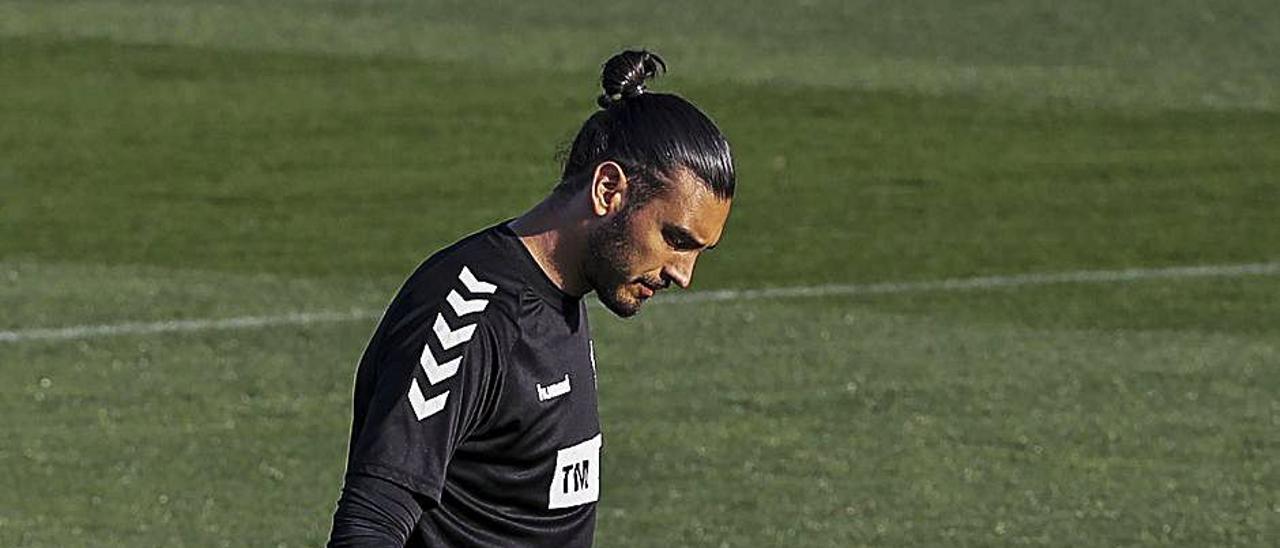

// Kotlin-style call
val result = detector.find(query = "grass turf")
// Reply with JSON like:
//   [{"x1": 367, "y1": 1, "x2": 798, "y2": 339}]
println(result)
[
  {"x1": 4, "y1": 0, "x2": 1280, "y2": 110},
  {"x1": 2, "y1": 2, "x2": 1279, "y2": 546},
  {"x1": 3, "y1": 264, "x2": 1277, "y2": 546}
]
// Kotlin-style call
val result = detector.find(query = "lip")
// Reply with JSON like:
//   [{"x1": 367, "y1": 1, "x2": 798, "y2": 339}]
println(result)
[{"x1": 637, "y1": 284, "x2": 655, "y2": 299}]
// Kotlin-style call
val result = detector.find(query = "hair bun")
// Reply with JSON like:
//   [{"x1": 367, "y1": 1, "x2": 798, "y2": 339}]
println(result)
[{"x1": 597, "y1": 50, "x2": 666, "y2": 108}]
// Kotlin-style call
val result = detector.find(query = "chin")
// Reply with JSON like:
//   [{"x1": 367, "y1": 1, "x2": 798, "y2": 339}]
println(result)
[{"x1": 596, "y1": 288, "x2": 643, "y2": 318}]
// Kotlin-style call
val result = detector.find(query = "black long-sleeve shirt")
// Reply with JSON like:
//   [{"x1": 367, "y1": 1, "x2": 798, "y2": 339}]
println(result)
[
  {"x1": 329, "y1": 475, "x2": 426, "y2": 547},
  {"x1": 328, "y1": 222, "x2": 603, "y2": 547}
]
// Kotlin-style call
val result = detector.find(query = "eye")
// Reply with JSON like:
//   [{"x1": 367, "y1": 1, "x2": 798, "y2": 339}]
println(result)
[{"x1": 662, "y1": 227, "x2": 700, "y2": 251}]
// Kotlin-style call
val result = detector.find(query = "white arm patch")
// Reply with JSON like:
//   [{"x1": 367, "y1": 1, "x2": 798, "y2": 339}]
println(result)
[{"x1": 405, "y1": 265, "x2": 497, "y2": 421}]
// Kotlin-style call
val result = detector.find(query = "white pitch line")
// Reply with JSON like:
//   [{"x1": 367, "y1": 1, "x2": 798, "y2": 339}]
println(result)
[
  {"x1": 0, "y1": 309, "x2": 379, "y2": 343},
  {"x1": 2, "y1": 261, "x2": 1277, "y2": 343}
]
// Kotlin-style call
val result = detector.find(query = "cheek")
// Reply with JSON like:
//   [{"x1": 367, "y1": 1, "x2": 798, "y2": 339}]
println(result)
[{"x1": 622, "y1": 223, "x2": 668, "y2": 272}]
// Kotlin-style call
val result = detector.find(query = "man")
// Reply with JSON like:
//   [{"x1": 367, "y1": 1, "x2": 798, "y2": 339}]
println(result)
[{"x1": 327, "y1": 49, "x2": 735, "y2": 547}]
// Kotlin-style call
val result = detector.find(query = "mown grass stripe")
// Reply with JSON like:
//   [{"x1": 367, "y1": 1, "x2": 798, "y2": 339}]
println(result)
[
  {"x1": 660, "y1": 261, "x2": 1280, "y2": 304},
  {"x1": 4, "y1": 261, "x2": 1277, "y2": 343}
]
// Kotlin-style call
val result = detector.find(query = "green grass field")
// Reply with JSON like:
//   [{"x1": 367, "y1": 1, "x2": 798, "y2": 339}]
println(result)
[{"x1": 2, "y1": 1, "x2": 1278, "y2": 546}]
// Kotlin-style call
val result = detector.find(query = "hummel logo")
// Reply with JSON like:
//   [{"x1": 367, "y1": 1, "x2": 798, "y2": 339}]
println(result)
[{"x1": 537, "y1": 374, "x2": 571, "y2": 402}]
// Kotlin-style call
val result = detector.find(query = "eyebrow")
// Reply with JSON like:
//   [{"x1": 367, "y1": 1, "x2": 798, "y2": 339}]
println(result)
[{"x1": 664, "y1": 224, "x2": 715, "y2": 250}]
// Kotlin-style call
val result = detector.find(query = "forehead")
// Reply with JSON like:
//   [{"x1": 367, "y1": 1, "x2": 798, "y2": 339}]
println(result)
[{"x1": 641, "y1": 168, "x2": 732, "y2": 243}]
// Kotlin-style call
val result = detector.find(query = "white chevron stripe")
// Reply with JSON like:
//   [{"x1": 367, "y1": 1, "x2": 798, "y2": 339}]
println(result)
[
  {"x1": 447, "y1": 289, "x2": 490, "y2": 316},
  {"x1": 433, "y1": 313, "x2": 476, "y2": 351},
  {"x1": 420, "y1": 340, "x2": 462, "y2": 385},
  {"x1": 459, "y1": 266, "x2": 497, "y2": 294},
  {"x1": 408, "y1": 378, "x2": 448, "y2": 420}
]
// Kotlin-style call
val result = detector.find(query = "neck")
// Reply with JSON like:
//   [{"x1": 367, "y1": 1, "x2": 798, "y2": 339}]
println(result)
[{"x1": 508, "y1": 193, "x2": 590, "y2": 296}]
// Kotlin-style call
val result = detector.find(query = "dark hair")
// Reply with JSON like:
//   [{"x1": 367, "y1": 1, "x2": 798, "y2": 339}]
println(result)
[{"x1": 556, "y1": 50, "x2": 735, "y2": 205}]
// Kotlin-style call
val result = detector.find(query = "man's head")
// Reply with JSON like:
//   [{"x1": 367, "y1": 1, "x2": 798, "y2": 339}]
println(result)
[
  {"x1": 558, "y1": 50, "x2": 735, "y2": 317},
  {"x1": 581, "y1": 162, "x2": 730, "y2": 317}
]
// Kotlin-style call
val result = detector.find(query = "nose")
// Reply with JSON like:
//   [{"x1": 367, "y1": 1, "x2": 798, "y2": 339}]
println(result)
[{"x1": 662, "y1": 253, "x2": 697, "y2": 289}]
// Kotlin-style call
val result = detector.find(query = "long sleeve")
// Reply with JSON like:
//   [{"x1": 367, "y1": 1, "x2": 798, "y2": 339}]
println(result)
[{"x1": 327, "y1": 474, "x2": 431, "y2": 547}]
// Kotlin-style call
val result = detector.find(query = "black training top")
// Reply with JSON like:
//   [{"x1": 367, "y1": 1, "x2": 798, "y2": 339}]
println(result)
[{"x1": 338, "y1": 222, "x2": 601, "y2": 547}]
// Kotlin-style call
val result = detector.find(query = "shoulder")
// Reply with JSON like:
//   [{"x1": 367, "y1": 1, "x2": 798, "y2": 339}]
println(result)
[{"x1": 385, "y1": 226, "x2": 527, "y2": 349}]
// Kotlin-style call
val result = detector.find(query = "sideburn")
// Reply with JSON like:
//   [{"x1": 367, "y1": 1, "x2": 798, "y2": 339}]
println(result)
[{"x1": 585, "y1": 206, "x2": 636, "y2": 288}]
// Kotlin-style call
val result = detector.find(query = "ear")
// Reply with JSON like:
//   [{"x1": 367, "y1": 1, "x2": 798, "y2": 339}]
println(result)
[{"x1": 588, "y1": 161, "x2": 628, "y2": 217}]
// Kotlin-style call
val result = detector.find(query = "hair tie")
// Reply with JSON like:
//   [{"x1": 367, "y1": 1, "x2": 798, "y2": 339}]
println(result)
[{"x1": 597, "y1": 92, "x2": 626, "y2": 109}]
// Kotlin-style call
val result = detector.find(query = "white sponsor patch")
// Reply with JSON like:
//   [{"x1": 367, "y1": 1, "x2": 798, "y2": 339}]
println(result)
[
  {"x1": 548, "y1": 434, "x2": 601, "y2": 509},
  {"x1": 536, "y1": 374, "x2": 571, "y2": 402}
]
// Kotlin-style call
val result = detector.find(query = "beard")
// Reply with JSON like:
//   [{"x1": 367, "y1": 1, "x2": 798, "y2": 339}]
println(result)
[{"x1": 584, "y1": 209, "x2": 654, "y2": 318}]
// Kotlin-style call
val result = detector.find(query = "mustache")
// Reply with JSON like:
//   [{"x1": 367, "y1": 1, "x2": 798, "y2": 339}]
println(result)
[{"x1": 636, "y1": 276, "x2": 668, "y2": 291}]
